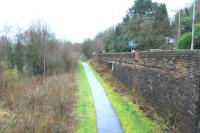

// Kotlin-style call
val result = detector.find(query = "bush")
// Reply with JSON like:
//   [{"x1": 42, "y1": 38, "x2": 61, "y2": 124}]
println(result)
[
  {"x1": 176, "y1": 32, "x2": 192, "y2": 49},
  {"x1": 0, "y1": 61, "x2": 7, "y2": 73},
  {"x1": 192, "y1": 24, "x2": 200, "y2": 49},
  {"x1": 176, "y1": 24, "x2": 200, "y2": 49},
  {"x1": 3, "y1": 68, "x2": 19, "y2": 82},
  {"x1": 0, "y1": 61, "x2": 19, "y2": 91}
]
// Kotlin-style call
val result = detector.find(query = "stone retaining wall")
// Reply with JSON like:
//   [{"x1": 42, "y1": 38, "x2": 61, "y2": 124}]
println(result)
[{"x1": 97, "y1": 50, "x2": 200, "y2": 133}]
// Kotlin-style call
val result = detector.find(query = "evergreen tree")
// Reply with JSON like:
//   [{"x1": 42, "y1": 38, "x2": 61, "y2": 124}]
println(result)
[
  {"x1": 82, "y1": 39, "x2": 92, "y2": 58},
  {"x1": 7, "y1": 44, "x2": 14, "y2": 69},
  {"x1": 133, "y1": 0, "x2": 154, "y2": 17},
  {"x1": 14, "y1": 41, "x2": 24, "y2": 72},
  {"x1": 25, "y1": 44, "x2": 37, "y2": 75},
  {"x1": 153, "y1": 3, "x2": 170, "y2": 36}
]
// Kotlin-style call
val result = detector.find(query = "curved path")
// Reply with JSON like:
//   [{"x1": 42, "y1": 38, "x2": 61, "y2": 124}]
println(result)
[{"x1": 82, "y1": 62, "x2": 123, "y2": 133}]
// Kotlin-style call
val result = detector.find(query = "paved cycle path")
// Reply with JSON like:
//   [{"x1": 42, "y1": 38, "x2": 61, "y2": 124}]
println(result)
[{"x1": 82, "y1": 62, "x2": 123, "y2": 133}]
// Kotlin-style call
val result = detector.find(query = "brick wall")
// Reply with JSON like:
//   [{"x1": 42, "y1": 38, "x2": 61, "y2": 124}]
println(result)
[{"x1": 97, "y1": 50, "x2": 200, "y2": 133}]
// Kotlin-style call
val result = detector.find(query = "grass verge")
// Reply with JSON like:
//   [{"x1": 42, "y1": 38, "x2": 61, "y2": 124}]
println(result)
[
  {"x1": 75, "y1": 63, "x2": 97, "y2": 133},
  {"x1": 89, "y1": 61, "x2": 163, "y2": 133}
]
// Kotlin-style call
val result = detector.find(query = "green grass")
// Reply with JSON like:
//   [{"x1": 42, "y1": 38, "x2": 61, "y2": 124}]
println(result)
[
  {"x1": 89, "y1": 62, "x2": 162, "y2": 133},
  {"x1": 75, "y1": 63, "x2": 97, "y2": 133}
]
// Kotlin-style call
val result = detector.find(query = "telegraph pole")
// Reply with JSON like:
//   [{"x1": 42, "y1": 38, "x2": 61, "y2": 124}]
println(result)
[
  {"x1": 171, "y1": 9, "x2": 181, "y2": 42},
  {"x1": 178, "y1": 10, "x2": 181, "y2": 42},
  {"x1": 191, "y1": 0, "x2": 196, "y2": 50}
]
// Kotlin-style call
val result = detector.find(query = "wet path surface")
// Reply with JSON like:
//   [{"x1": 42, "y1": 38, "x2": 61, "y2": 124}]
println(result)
[{"x1": 82, "y1": 62, "x2": 123, "y2": 133}]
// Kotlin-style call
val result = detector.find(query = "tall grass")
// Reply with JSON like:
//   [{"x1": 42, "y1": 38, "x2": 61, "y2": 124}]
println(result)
[{"x1": 0, "y1": 73, "x2": 77, "y2": 133}]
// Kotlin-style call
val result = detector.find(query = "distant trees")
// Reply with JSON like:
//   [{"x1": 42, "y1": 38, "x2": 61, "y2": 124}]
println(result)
[
  {"x1": 82, "y1": 39, "x2": 93, "y2": 58},
  {"x1": 0, "y1": 20, "x2": 81, "y2": 78},
  {"x1": 122, "y1": 0, "x2": 170, "y2": 50},
  {"x1": 25, "y1": 21, "x2": 54, "y2": 75},
  {"x1": 102, "y1": 27, "x2": 115, "y2": 52},
  {"x1": 181, "y1": 8, "x2": 192, "y2": 34},
  {"x1": 83, "y1": 0, "x2": 171, "y2": 53}
]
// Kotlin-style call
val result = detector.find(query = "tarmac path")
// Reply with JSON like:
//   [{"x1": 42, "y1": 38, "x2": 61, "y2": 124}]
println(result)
[{"x1": 82, "y1": 62, "x2": 123, "y2": 133}]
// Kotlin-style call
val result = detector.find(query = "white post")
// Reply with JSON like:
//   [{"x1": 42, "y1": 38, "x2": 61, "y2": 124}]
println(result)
[{"x1": 191, "y1": 0, "x2": 196, "y2": 50}]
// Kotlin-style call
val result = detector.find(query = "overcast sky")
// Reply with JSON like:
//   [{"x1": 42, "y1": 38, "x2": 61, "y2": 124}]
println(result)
[{"x1": 0, "y1": 0, "x2": 194, "y2": 42}]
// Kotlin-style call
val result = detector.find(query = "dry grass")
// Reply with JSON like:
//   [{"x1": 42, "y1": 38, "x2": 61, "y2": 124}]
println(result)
[{"x1": 0, "y1": 73, "x2": 77, "y2": 133}]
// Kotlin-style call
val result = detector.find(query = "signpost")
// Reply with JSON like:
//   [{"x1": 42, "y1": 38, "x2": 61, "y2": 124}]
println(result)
[{"x1": 128, "y1": 40, "x2": 136, "y2": 51}]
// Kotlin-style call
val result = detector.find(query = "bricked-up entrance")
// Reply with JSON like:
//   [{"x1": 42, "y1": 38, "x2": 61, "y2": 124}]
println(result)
[{"x1": 108, "y1": 61, "x2": 114, "y2": 71}]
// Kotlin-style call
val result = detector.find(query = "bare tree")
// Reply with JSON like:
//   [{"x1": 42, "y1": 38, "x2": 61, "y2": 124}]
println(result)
[{"x1": 27, "y1": 20, "x2": 54, "y2": 78}]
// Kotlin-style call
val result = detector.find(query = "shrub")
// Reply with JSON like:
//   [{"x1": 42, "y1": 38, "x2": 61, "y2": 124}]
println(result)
[
  {"x1": 176, "y1": 24, "x2": 200, "y2": 49},
  {"x1": 0, "y1": 61, "x2": 7, "y2": 72},
  {"x1": 3, "y1": 68, "x2": 19, "y2": 82},
  {"x1": 0, "y1": 61, "x2": 19, "y2": 92},
  {"x1": 176, "y1": 32, "x2": 192, "y2": 49}
]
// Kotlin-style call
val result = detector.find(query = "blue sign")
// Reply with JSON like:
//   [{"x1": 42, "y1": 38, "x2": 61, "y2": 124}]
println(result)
[{"x1": 128, "y1": 40, "x2": 136, "y2": 47}]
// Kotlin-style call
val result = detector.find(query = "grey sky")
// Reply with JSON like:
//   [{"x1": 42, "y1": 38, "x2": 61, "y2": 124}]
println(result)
[
  {"x1": 153, "y1": 0, "x2": 193, "y2": 17},
  {"x1": 0, "y1": 0, "x2": 194, "y2": 42}
]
